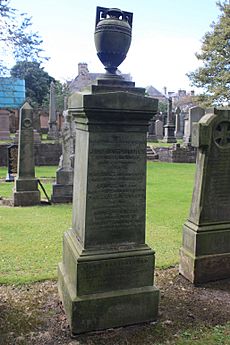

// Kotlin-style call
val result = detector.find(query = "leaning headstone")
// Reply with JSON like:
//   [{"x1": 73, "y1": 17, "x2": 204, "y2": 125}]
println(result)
[
  {"x1": 51, "y1": 110, "x2": 74, "y2": 203},
  {"x1": 163, "y1": 97, "x2": 176, "y2": 143},
  {"x1": 180, "y1": 108, "x2": 230, "y2": 284},
  {"x1": 5, "y1": 144, "x2": 18, "y2": 182},
  {"x1": 0, "y1": 109, "x2": 10, "y2": 140},
  {"x1": 155, "y1": 119, "x2": 163, "y2": 139},
  {"x1": 47, "y1": 81, "x2": 59, "y2": 140},
  {"x1": 183, "y1": 106, "x2": 205, "y2": 144},
  {"x1": 13, "y1": 102, "x2": 40, "y2": 206}
]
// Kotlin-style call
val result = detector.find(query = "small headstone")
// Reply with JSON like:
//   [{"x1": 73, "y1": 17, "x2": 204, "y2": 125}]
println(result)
[
  {"x1": 51, "y1": 110, "x2": 74, "y2": 203},
  {"x1": 5, "y1": 144, "x2": 18, "y2": 182},
  {"x1": 0, "y1": 109, "x2": 10, "y2": 140},
  {"x1": 180, "y1": 108, "x2": 230, "y2": 284},
  {"x1": 183, "y1": 106, "x2": 205, "y2": 144},
  {"x1": 13, "y1": 102, "x2": 40, "y2": 206},
  {"x1": 155, "y1": 119, "x2": 163, "y2": 139},
  {"x1": 147, "y1": 118, "x2": 158, "y2": 142}
]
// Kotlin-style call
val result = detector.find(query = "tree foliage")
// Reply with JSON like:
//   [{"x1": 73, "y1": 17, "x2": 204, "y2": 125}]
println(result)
[
  {"x1": 0, "y1": 0, "x2": 47, "y2": 75},
  {"x1": 11, "y1": 60, "x2": 69, "y2": 111},
  {"x1": 10, "y1": 61, "x2": 54, "y2": 107},
  {"x1": 188, "y1": 1, "x2": 230, "y2": 106}
]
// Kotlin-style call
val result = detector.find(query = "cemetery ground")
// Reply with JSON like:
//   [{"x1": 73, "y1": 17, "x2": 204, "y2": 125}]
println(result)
[{"x1": 0, "y1": 163, "x2": 230, "y2": 345}]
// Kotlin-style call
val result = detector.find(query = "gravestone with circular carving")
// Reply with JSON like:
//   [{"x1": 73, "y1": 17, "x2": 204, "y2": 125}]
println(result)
[{"x1": 180, "y1": 108, "x2": 230, "y2": 284}]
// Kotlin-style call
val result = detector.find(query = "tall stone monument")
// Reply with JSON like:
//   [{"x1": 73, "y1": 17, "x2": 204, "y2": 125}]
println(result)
[
  {"x1": 180, "y1": 108, "x2": 230, "y2": 284},
  {"x1": 163, "y1": 97, "x2": 176, "y2": 143},
  {"x1": 58, "y1": 6, "x2": 160, "y2": 335},
  {"x1": 174, "y1": 106, "x2": 183, "y2": 139},
  {"x1": 51, "y1": 110, "x2": 74, "y2": 203},
  {"x1": 13, "y1": 102, "x2": 40, "y2": 206},
  {"x1": 47, "y1": 81, "x2": 59, "y2": 140}
]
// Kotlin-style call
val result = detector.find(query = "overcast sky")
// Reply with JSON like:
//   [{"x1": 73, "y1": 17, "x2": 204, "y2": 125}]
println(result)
[{"x1": 10, "y1": 0, "x2": 220, "y2": 94}]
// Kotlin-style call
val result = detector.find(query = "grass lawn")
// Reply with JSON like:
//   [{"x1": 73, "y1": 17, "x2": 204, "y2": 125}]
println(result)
[{"x1": 0, "y1": 162, "x2": 195, "y2": 284}]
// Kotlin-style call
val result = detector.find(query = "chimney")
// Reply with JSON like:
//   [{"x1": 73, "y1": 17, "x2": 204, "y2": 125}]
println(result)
[
  {"x1": 163, "y1": 86, "x2": 167, "y2": 95},
  {"x1": 78, "y1": 62, "x2": 89, "y2": 75}
]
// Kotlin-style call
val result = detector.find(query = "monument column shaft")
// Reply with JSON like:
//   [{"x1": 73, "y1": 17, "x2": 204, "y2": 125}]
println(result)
[
  {"x1": 72, "y1": 114, "x2": 148, "y2": 249},
  {"x1": 17, "y1": 108, "x2": 35, "y2": 179}
]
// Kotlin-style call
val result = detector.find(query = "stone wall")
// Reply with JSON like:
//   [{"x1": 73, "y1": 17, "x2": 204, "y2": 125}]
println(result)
[
  {"x1": 0, "y1": 143, "x2": 61, "y2": 167},
  {"x1": 155, "y1": 144, "x2": 196, "y2": 163}
]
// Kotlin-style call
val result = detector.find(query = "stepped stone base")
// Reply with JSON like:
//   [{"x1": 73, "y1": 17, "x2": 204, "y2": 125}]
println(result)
[
  {"x1": 58, "y1": 229, "x2": 160, "y2": 335},
  {"x1": 179, "y1": 220, "x2": 230, "y2": 284},
  {"x1": 51, "y1": 184, "x2": 73, "y2": 203},
  {"x1": 13, "y1": 190, "x2": 40, "y2": 206}
]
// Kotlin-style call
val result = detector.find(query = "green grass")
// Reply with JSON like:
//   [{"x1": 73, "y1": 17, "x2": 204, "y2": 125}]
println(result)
[
  {"x1": 146, "y1": 162, "x2": 195, "y2": 267},
  {"x1": 172, "y1": 324, "x2": 230, "y2": 345},
  {"x1": 0, "y1": 204, "x2": 72, "y2": 284},
  {"x1": 0, "y1": 163, "x2": 195, "y2": 284},
  {"x1": 0, "y1": 166, "x2": 57, "y2": 179}
]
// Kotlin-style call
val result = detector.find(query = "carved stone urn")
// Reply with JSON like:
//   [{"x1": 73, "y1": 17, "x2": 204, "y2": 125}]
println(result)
[{"x1": 94, "y1": 7, "x2": 133, "y2": 76}]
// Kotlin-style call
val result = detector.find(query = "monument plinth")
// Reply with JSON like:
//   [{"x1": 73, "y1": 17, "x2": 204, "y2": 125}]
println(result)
[{"x1": 180, "y1": 108, "x2": 230, "y2": 284}]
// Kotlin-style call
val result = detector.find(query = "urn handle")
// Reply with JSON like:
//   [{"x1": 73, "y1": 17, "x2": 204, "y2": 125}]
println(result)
[{"x1": 95, "y1": 6, "x2": 133, "y2": 28}]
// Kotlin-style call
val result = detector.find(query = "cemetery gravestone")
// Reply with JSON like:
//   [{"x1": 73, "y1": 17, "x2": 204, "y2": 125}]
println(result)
[
  {"x1": 163, "y1": 97, "x2": 176, "y2": 143},
  {"x1": 13, "y1": 102, "x2": 40, "y2": 206},
  {"x1": 5, "y1": 144, "x2": 18, "y2": 182},
  {"x1": 174, "y1": 106, "x2": 183, "y2": 139},
  {"x1": 155, "y1": 119, "x2": 163, "y2": 139},
  {"x1": 147, "y1": 118, "x2": 158, "y2": 142},
  {"x1": 58, "y1": 79, "x2": 160, "y2": 334},
  {"x1": 180, "y1": 108, "x2": 230, "y2": 284},
  {"x1": 0, "y1": 109, "x2": 10, "y2": 140},
  {"x1": 51, "y1": 110, "x2": 74, "y2": 203},
  {"x1": 47, "y1": 81, "x2": 59, "y2": 140},
  {"x1": 183, "y1": 106, "x2": 205, "y2": 144}
]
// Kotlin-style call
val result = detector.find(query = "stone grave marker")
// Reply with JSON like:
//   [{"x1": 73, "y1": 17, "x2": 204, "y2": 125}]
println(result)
[
  {"x1": 0, "y1": 109, "x2": 10, "y2": 140},
  {"x1": 155, "y1": 119, "x2": 163, "y2": 139},
  {"x1": 13, "y1": 102, "x2": 40, "y2": 206},
  {"x1": 58, "y1": 80, "x2": 160, "y2": 334},
  {"x1": 147, "y1": 118, "x2": 158, "y2": 142},
  {"x1": 163, "y1": 97, "x2": 176, "y2": 143},
  {"x1": 51, "y1": 110, "x2": 74, "y2": 203},
  {"x1": 174, "y1": 106, "x2": 183, "y2": 139},
  {"x1": 5, "y1": 144, "x2": 18, "y2": 182},
  {"x1": 180, "y1": 108, "x2": 230, "y2": 284},
  {"x1": 183, "y1": 106, "x2": 205, "y2": 144},
  {"x1": 47, "y1": 81, "x2": 59, "y2": 140}
]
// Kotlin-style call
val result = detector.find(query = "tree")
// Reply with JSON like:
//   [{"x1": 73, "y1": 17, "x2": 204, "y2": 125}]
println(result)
[
  {"x1": 10, "y1": 61, "x2": 54, "y2": 107},
  {"x1": 187, "y1": 1, "x2": 230, "y2": 106},
  {"x1": 0, "y1": 0, "x2": 47, "y2": 75}
]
